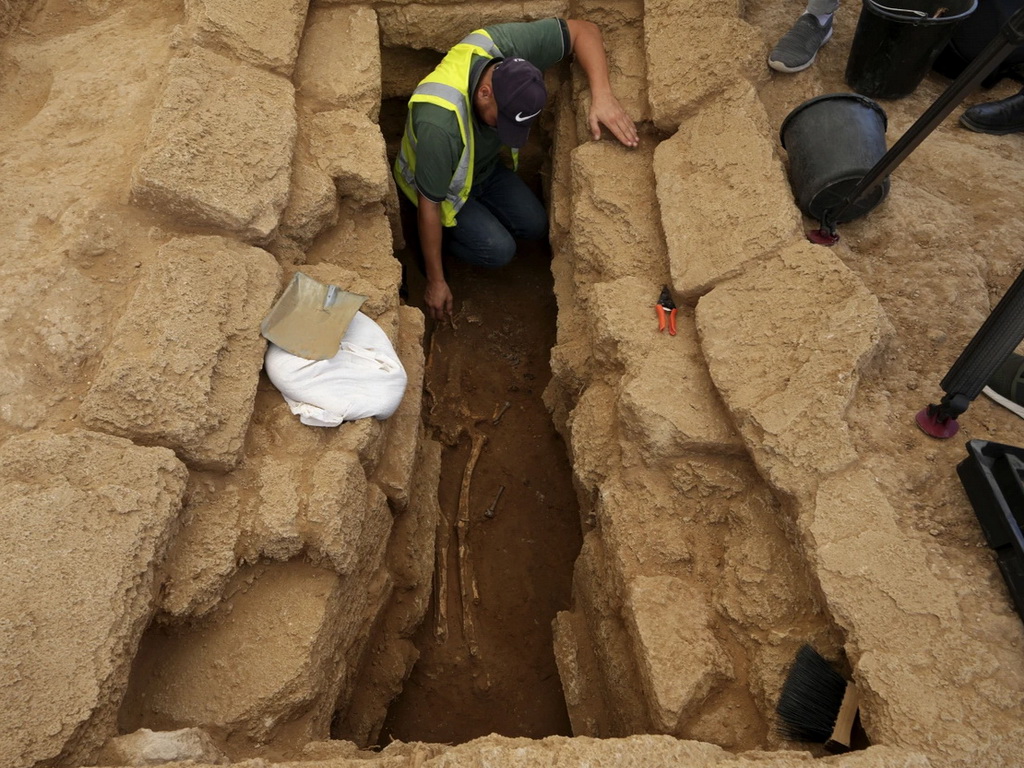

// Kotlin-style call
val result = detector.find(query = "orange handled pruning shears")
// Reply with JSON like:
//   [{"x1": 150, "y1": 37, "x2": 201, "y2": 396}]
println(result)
[{"x1": 656, "y1": 285, "x2": 677, "y2": 336}]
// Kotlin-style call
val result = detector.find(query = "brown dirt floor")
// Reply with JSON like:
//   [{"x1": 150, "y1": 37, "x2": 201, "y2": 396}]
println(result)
[{"x1": 379, "y1": 236, "x2": 582, "y2": 744}]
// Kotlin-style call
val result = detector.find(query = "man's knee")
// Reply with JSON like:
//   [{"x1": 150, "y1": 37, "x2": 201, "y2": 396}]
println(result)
[
  {"x1": 518, "y1": 214, "x2": 548, "y2": 242},
  {"x1": 470, "y1": 231, "x2": 516, "y2": 268}
]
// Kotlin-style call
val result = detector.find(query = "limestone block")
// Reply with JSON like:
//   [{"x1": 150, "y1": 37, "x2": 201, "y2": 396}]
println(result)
[
  {"x1": 619, "y1": 342, "x2": 744, "y2": 461},
  {"x1": 805, "y1": 469, "x2": 1024, "y2": 766},
  {"x1": 568, "y1": 138, "x2": 666, "y2": 283},
  {"x1": 548, "y1": 82, "x2": 578, "y2": 254},
  {"x1": 381, "y1": 46, "x2": 442, "y2": 100},
  {"x1": 595, "y1": 470, "x2": 694, "y2": 582},
  {"x1": 0, "y1": 430, "x2": 187, "y2": 768},
  {"x1": 624, "y1": 575, "x2": 734, "y2": 733},
  {"x1": 569, "y1": 4, "x2": 651, "y2": 132},
  {"x1": 279, "y1": 118, "x2": 341, "y2": 247},
  {"x1": 373, "y1": 305, "x2": 426, "y2": 511},
  {"x1": 308, "y1": 109, "x2": 391, "y2": 205},
  {"x1": 81, "y1": 236, "x2": 281, "y2": 471},
  {"x1": 564, "y1": 534, "x2": 653, "y2": 736},
  {"x1": 0, "y1": 251, "x2": 108, "y2": 430},
  {"x1": 694, "y1": 242, "x2": 888, "y2": 494},
  {"x1": 644, "y1": 11, "x2": 765, "y2": 130},
  {"x1": 566, "y1": 382, "x2": 621, "y2": 498},
  {"x1": 653, "y1": 87, "x2": 802, "y2": 300},
  {"x1": 308, "y1": 455, "x2": 394, "y2": 575},
  {"x1": 377, "y1": 1, "x2": 568, "y2": 51},
  {"x1": 247, "y1": 447, "x2": 394, "y2": 576},
  {"x1": 131, "y1": 48, "x2": 297, "y2": 242},
  {"x1": 96, "y1": 727, "x2": 228, "y2": 766},
  {"x1": 186, "y1": 0, "x2": 308, "y2": 75},
  {"x1": 304, "y1": 206, "x2": 402, "y2": 333},
  {"x1": 295, "y1": 5, "x2": 381, "y2": 118},
  {"x1": 125, "y1": 559, "x2": 391, "y2": 747},
  {"x1": 584, "y1": 277, "x2": 743, "y2": 459},
  {"x1": 159, "y1": 474, "x2": 244, "y2": 621},
  {"x1": 334, "y1": 436, "x2": 442, "y2": 746},
  {"x1": 410, "y1": 738, "x2": 928, "y2": 767}
]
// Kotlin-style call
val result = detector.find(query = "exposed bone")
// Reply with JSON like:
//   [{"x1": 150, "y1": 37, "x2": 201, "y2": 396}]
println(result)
[
  {"x1": 491, "y1": 400, "x2": 510, "y2": 425},
  {"x1": 433, "y1": 491, "x2": 450, "y2": 644},
  {"x1": 483, "y1": 484, "x2": 505, "y2": 519},
  {"x1": 457, "y1": 429, "x2": 487, "y2": 656}
]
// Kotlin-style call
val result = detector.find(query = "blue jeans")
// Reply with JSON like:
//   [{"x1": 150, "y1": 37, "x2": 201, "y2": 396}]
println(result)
[{"x1": 444, "y1": 164, "x2": 548, "y2": 268}]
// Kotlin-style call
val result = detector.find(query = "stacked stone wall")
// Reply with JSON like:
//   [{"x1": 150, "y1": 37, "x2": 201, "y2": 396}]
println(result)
[{"x1": 3, "y1": 0, "x2": 1024, "y2": 766}]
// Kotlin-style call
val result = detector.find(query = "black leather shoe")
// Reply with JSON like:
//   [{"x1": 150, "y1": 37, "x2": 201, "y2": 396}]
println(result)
[{"x1": 960, "y1": 88, "x2": 1024, "y2": 135}]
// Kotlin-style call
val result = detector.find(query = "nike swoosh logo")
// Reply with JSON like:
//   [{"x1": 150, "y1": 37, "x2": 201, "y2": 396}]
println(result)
[{"x1": 515, "y1": 110, "x2": 541, "y2": 122}]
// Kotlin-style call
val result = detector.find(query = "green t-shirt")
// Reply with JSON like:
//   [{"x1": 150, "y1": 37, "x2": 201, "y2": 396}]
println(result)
[{"x1": 410, "y1": 18, "x2": 570, "y2": 203}]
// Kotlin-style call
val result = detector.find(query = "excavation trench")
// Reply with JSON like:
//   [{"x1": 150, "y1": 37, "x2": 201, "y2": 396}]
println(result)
[{"x1": 378, "y1": 211, "x2": 582, "y2": 744}]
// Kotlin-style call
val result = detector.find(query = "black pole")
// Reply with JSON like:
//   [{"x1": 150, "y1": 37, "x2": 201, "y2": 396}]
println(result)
[{"x1": 818, "y1": 5, "x2": 1024, "y2": 235}]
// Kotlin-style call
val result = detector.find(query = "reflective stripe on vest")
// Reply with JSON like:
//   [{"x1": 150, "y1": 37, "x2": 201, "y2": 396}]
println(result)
[{"x1": 394, "y1": 30, "x2": 504, "y2": 227}]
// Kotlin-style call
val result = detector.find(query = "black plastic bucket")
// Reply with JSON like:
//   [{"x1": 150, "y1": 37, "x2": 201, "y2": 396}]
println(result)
[
  {"x1": 780, "y1": 93, "x2": 890, "y2": 223},
  {"x1": 846, "y1": 0, "x2": 979, "y2": 99}
]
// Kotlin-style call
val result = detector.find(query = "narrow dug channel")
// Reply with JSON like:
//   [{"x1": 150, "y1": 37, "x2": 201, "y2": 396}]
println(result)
[{"x1": 379, "y1": 235, "x2": 582, "y2": 743}]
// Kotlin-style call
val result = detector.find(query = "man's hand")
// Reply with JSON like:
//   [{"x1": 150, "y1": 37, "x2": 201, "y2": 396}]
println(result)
[
  {"x1": 567, "y1": 19, "x2": 639, "y2": 149},
  {"x1": 416, "y1": 195, "x2": 453, "y2": 322},
  {"x1": 424, "y1": 277, "x2": 454, "y2": 322},
  {"x1": 590, "y1": 90, "x2": 638, "y2": 147}
]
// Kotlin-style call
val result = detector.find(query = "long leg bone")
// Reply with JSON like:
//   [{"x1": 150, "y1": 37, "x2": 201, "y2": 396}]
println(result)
[{"x1": 457, "y1": 430, "x2": 487, "y2": 656}]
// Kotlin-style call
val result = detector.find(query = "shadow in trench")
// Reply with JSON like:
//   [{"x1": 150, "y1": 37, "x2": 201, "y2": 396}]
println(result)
[{"x1": 378, "y1": 229, "x2": 582, "y2": 744}]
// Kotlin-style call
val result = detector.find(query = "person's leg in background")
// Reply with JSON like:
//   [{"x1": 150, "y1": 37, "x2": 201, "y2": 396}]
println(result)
[
  {"x1": 768, "y1": 0, "x2": 840, "y2": 73},
  {"x1": 445, "y1": 163, "x2": 548, "y2": 268}
]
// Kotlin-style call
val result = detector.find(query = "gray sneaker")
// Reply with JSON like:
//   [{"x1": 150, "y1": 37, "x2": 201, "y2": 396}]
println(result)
[{"x1": 768, "y1": 14, "x2": 834, "y2": 73}]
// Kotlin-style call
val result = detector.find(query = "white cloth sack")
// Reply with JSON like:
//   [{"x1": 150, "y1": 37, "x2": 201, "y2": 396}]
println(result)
[{"x1": 264, "y1": 311, "x2": 407, "y2": 427}]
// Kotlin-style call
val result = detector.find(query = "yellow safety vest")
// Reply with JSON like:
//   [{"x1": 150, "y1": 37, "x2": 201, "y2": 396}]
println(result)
[{"x1": 394, "y1": 30, "x2": 519, "y2": 227}]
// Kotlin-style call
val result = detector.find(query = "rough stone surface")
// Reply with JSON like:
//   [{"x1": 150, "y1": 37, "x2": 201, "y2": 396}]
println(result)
[
  {"x1": 0, "y1": 0, "x2": 32, "y2": 37},
  {"x1": 159, "y1": 471, "x2": 244, "y2": 621},
  {"x1": 96, "y1": 727, "x2": 228, "y2": 766},
  {"x1": 186, "y1": 0, "x2": 308, "y2": 75},
  {"x1": 583, "y1": 277, "x2": 744, "y2": 458},
  {"x1": 554, "y1": 534, "x2": 652, "y2": 738},
  {"x1": 295, "y1": 5, "x2": 381, "y2": 118},
  {"x1": 694, "y1": 242, "x2": 889, "y2": 495},
  {"x1": 644, "y1": 9, "x2": 766, "y2": 130},
  {"x1": 568, "y1": 139, "x2": 666, "y2": 283},
  {"x1": 0, "y1": 430, "x2": 187, "y2": 768},
  {"x1": 654, "y1": 89, "x2": 802, "y2": 300},
  {"x1": 81, "y1": 236, "x2": 282, "y2": 471},
  {"x1": 624, "y1": 575, "x2": 734, "y2": 733},
  {"x1": 807, "y1": 469, "x2": 1024, "y2": 767},
  {"x1": 279, "y1": 112, "x2": 342, "y2": 247},
  {"x1": 8, "y1": 0, "x2": 1024, "y2": 764},
  {"x1": 131, "y1": 47, "x2": 297, "y2": 241},
  {"x1": 336, "y1": 434, "x2": 442, "y2": 745},
  {"x1": 373, "y1": 305, "x2": 427, "y2": 511},
  {"x1": 307, "y1": 109, "x2": 392, "y2": 205},
  {"x1": 123, "y1": 559, "x2": 391, "y2": 748},
  {"x1": 377, "y1": 1, "x2": 567, "y2": 50},
  {"x1": 305, "y1": 205, "x2": 403, "y2": 335}
]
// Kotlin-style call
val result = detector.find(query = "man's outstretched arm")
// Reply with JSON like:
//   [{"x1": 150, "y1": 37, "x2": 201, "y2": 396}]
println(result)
[
  {"x1": 565, "y1": 19, "x2": 639, "y2": 148},
  {"x1": 417, "y1": 195, "x2": 454, "y2": 321}
]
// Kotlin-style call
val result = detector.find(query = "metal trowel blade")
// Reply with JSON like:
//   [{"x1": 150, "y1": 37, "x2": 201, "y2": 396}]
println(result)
[{"x1": 260, "y1": 272, "x2": 367, "y2": 360}]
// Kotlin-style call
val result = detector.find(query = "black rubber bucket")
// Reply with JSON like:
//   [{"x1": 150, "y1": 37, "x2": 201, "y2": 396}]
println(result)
[
  {"x1": 846, "y1": 0, "x2": 979, "y2": 99},
  {"x1": 780, "y1": 93, "x2": 890, "y2": 224}
]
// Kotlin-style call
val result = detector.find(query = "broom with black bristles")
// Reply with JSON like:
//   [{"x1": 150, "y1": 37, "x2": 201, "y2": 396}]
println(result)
[{"x1": 776, "y1": 644, "x2": 861, "y2": 754}]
